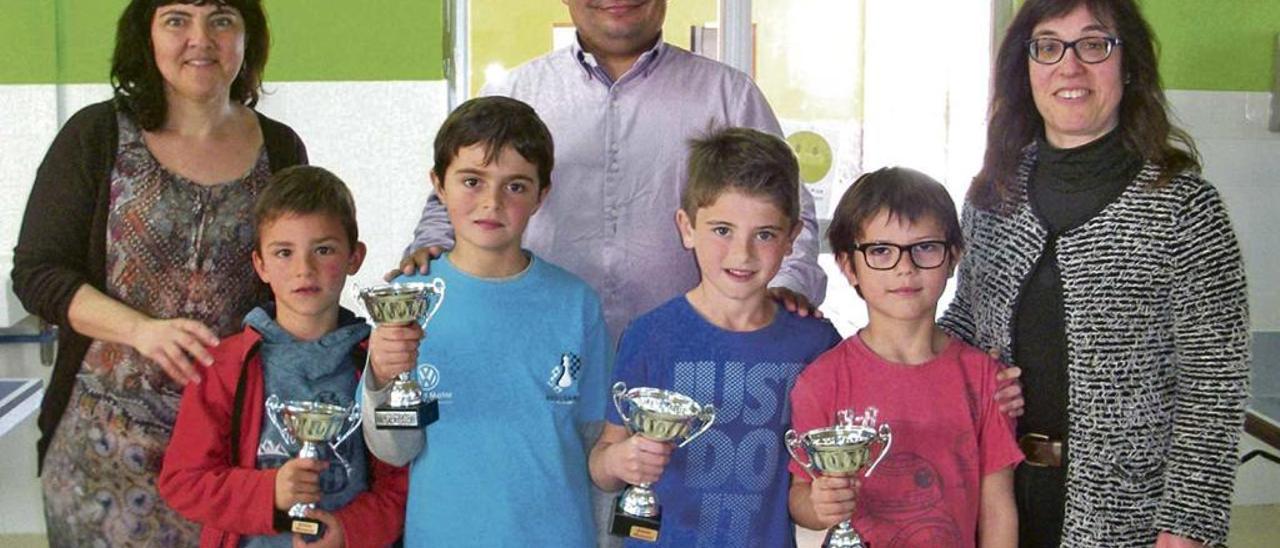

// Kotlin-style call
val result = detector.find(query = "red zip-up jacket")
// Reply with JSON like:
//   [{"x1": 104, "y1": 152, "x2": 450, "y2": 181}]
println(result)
[{"x1": 158, "y1": 326, "x2": 407, "y2": 547}]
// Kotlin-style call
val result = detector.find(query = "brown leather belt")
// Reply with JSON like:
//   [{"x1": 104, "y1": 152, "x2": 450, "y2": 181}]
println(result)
[{"x1": 1018, "y1": 433, "x2": 1064, "y2": 468}]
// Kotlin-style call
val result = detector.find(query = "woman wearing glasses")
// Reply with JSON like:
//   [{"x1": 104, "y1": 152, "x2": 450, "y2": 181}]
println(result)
[{"x1": 940, "y1": 0, "x2": 1249, "y2": 546}]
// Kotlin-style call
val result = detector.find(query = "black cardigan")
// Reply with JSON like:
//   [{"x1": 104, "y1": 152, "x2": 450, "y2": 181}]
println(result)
[{"x1": 10, "y1": 99, "x2": 308, "y2": 471}]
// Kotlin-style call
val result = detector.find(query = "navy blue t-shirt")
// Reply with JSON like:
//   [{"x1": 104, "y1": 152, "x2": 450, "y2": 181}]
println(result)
[{"x1": 606, "y1": 296, "x2": 841, "y2": 548}]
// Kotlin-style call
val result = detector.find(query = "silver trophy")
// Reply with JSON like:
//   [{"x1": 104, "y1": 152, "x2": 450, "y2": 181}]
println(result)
[
  {"x1": 785, "y1": 407, "x2": 893, "y2": 548},
  {"x1": 610, "y1": 381, "x2": 717, "y2": 542},
  {"x1": 356, "y1": 279, "x2": 445, "y2": 429},
  {"x1": 266, "y1": 395, "x2": 361, "y2": 537}
]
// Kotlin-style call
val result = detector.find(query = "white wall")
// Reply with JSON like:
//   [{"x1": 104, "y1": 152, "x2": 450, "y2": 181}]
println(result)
[
  {"x1": 0, "y1": 80, "x2": 449, "y2": 316},
  {"x1": 1166, "y1": 90, "x2": 1280, "y2": 332}
]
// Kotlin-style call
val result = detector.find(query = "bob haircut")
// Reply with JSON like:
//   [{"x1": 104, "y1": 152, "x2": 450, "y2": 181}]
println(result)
[
  {"x1": 111, "y1": 0, "x2": 269, "y2": 130},
  {"x1": 971, "y1": 0, "x2": 1198, "y2": 210}
]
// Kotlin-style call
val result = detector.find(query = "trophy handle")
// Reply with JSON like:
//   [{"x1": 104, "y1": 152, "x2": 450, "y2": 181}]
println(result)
[
  {"x1": 325, "y1": 404, "x2": 361, "y2": 477},
  {"x1": 864, "y1": 424, "x2": 893, "y2": 477},
  {"x1": 419, "y1": 278, "x2": 447, "y2": 328},
  {"x1": 784, "y1": 429, "x2": 817, "y2": 480},
  {"x1": 333, "y1": 403, "x2": 362, "y2": 449},
  {"x1": 265, "y1": 395, "x2": 296, "y2": 448},
  {"x1": 611, "y1": 382, "x2": 631, "y2": 423},
  {"x1": 677, "y1": 404, "x2": 716, "y2": 448}
]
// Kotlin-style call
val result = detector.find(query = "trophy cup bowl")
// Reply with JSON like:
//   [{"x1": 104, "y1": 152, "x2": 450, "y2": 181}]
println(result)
[
  {"x1": 785, "y1": 408, "x2": 892, "y2": 548},
  {"x1": 357, "y1": 280, "x2": 444, "y2": 429},
  {"x1": 610, "y1": 382, "x2": 717, "y2": 542},
  {"x1": 270, "y1": 399, "x2": 361, "y2": 537}
]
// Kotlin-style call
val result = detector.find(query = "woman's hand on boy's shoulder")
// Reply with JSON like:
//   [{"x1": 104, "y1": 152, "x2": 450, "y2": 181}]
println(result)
[
  {"x1": 130, "y1": 317, "x2": 220, "y2": 386},
  {"x1": 384, "y1": 245, "x2": 446, "y2": 281},
  {"x1": 994, "y1": 364, "x2": 1024, "y2": 418},
  {"x1": 769, "y1": 287, "x2": 823, "y2": 319},
  {"x1": 1153, "y1": 532, "x2": 1204, "y2": 548}
]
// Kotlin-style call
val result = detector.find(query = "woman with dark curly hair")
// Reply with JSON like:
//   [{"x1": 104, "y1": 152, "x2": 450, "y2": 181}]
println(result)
[
  {"x1": 11, "y1": 1, "x2": 306, "y2": 544},
  {"x1": 940, "y1": 0, "x2": 1250, "y2": 546}
]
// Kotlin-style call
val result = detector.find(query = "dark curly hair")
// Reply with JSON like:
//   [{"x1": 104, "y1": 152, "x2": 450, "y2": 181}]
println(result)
[
  {"x1": 970, "y1": 0, "x2": 1199, "y2": 210},
  {"x1": 111, "y1": 0, "x2": 269, "y2": 130}
]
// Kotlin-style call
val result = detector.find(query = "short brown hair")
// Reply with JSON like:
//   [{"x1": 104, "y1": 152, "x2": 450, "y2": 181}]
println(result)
[
  {"x1": 827, "y1": 167, "x2": 963, "y2": 255},
  {"x1": 432, "y1": 96, "x2": 554, "y2": 189},
  {"x1": 254, "y1": 166, "x2": 358, "y2": 249},
  {"x1": 112, "y1": 0, "x2": 270, "y2": 130},
  {"x1": 683, "y1": 127, "x2": 800, "y2": 226}
]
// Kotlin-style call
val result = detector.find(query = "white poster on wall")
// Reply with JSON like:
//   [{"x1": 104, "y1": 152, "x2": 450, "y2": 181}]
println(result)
[{"x1": 779, "y1": 119, "x2": 862, "y2": 220}]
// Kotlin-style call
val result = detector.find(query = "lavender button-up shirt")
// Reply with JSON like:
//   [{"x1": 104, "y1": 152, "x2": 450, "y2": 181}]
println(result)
[{"x1": 410, "y1": 40, "x2": 826, "y2": 340}]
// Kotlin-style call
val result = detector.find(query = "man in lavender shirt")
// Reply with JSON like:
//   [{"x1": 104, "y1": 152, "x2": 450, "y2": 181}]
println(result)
[{"x1": 397, "y1": 0, "x2": 826, "y2": 342}]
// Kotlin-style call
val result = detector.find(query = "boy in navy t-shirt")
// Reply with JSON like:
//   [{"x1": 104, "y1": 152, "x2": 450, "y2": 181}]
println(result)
[{"x1": 590, "y1": 127, "x2": 841, "y2": 547}]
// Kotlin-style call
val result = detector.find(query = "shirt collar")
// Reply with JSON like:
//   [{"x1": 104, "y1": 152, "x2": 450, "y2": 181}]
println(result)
[{"x1": 571, "y1": 32, "x2": 666, "y2": 83}]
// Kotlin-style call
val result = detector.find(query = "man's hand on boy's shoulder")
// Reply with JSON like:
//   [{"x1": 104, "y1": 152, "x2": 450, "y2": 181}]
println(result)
[
  {"x1": 384, "y1": 245, "x2": 447, "y2": 281},
  {"x1": 769, "y1": 286, "x2": 823, "y2": 319},
  {"x1": 292, "y1": 509, "x2": 344, "y2": 548},
  {"x1": 369, "y1": 324, "x2": 425, "y2": 389}
]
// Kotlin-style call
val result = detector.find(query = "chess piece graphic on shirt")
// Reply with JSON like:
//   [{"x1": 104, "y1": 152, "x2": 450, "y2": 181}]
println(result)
[
  {"x1": 548, "y1": 353, "x2": 580, "y2": 393},
  {"x1": 356, "y1": 279, "x2": 445, "y2": 429},
  {"x1": 609, "y1": 381, "x2": 717, "y2": 542},
  {"x1": 785, "y1": 407, "x2": 893, "y2": 548},
  {"x1": 265, "y1": 395, "x2": 361, "y2": 537}
]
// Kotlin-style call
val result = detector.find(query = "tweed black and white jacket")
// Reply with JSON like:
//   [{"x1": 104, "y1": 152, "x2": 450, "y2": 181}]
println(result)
[{"x1": 939, "y1": 145, "x2": 1250, "y2": 547}]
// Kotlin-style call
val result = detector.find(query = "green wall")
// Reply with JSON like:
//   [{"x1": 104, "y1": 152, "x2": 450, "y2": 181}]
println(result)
[
  {"x1": 4, "y1": 1, "x2": 1274, "y2": 91},
  {"x1": 1, "y1": 0, "x2": 57, "y2": 83},
  {"x1": 1140, "y1": 0, "x2": 1278, "y2": 91},
  {"x1": 0, "y1": 0, "x2": 445, "y2": 84},
  {"x1": 1007, "y1": 0, "x2": 1278, "y2": 92}
]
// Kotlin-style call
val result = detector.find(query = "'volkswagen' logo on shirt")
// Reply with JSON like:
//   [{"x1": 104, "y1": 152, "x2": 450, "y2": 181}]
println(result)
[{"x1": 418, "y1": 363, "x2": 441, "y2": 391}]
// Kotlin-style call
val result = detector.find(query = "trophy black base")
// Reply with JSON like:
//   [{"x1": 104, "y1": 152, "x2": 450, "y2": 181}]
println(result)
[
  {"x1": 373, "y1": 398, "x2": 439, "y2": 429},
  {"x1": 609, "y1": 498, "x2": 661, "y2": 542},
  {"x1": 291, "y1": 516, "x2": 325, "y2": 537}
]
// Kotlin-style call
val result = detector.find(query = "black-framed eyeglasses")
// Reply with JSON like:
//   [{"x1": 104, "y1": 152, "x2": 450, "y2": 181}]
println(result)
[
  {"x1": 1026, "y1": 36, "x2": 1122, "y2": 65},
  {"x1": 853, "y1": 241, "x2": 950, "y2": 271}
]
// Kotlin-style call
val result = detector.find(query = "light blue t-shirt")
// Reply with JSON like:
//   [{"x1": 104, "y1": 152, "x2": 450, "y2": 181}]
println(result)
[
  {"x1": 397, "y1": 253, "x2": 610, "y2": 547},
  {"x1": 606, "y1": 296, "x2": 841, "y2": 548}
]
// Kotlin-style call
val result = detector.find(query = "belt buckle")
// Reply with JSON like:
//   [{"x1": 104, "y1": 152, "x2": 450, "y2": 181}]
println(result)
[{"x1": 1019, "y1": 432, "x2": 1053, "y2": 468}]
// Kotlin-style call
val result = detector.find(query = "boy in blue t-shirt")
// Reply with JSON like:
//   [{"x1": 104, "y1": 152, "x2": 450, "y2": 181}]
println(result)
[
  {"x1": 589, "y1": 127, "x2": 842, "y2": 547},
  {"x1": 361, "y1": 97, "x2": 609, "y2": 547}
]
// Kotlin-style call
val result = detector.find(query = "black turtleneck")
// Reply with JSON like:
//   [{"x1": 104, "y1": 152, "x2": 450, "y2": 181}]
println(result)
[{"x1": 1013, "y1": 128, "x2": 1144, "y2": 440}]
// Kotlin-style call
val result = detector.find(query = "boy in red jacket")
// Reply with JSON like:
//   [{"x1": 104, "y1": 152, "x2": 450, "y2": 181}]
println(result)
[{"x1": 160, "y1": 166, "x2": 407, "y2": 547}]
